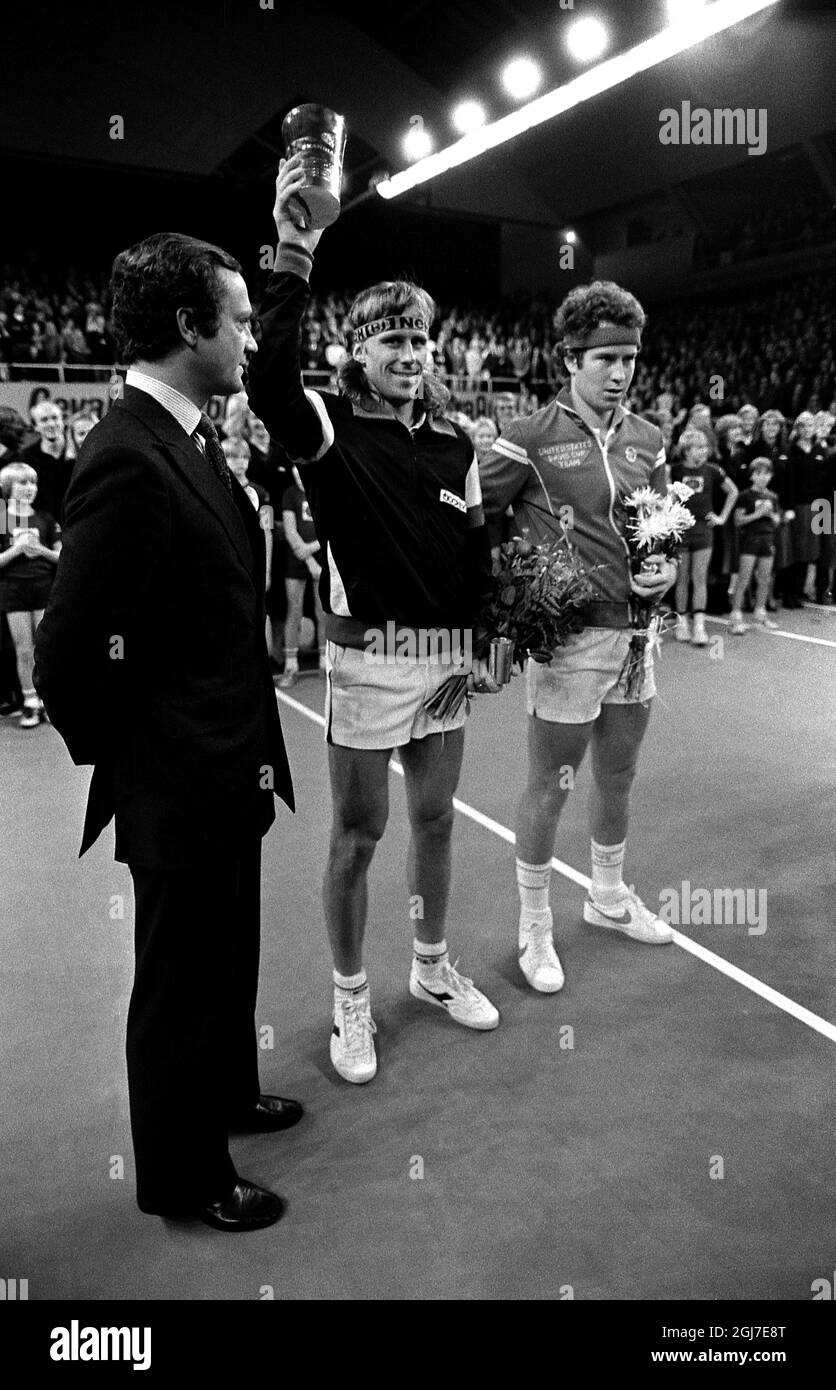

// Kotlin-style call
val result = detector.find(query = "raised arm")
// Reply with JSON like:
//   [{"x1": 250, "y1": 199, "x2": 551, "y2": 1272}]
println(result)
[{"x1": 246, "y1": 157, "x2": 336, "y2": 464}]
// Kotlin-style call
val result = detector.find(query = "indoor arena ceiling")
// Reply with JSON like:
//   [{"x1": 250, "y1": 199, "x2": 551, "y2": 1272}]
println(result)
[{"x1": 5, "y1": 0, "x2": 836, "y2": 225}]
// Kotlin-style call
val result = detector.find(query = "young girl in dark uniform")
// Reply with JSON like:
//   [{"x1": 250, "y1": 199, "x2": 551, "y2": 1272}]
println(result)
[
  {"x1": 670, "y1": 427, "x2": 738, "y2": 645},
  {"x1": 0, "y1": 463, "x2": 61, "y2": 727},
  {"x1": 729, "y1": 459, "x2": 783, "y2": 635}
]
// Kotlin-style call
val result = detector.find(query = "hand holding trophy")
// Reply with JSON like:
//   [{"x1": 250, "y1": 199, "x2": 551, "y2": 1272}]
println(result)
[{"x1": 274, "y1": 104, "x2": 347, "y2": 253}]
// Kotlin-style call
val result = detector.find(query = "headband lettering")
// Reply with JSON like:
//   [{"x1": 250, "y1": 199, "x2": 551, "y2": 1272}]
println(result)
[
  {"x1": 353, "y1": 315, "x2": 429, "y2": 343},
  {"x1": 564, "y1": 324, "x2": 642, "y2": 351}
]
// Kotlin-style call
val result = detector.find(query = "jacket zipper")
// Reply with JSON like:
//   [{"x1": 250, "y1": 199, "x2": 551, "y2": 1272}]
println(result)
[{"x1": 591, "y1": 424, "x2": 631, "y2": 560}]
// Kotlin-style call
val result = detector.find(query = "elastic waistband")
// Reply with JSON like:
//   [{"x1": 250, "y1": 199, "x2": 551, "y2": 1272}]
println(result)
[
  {"x1": 324, "y1": 614, "x2": 472, "y2": 659},
  {"x1": 325, "y1": 609, "x2": 632, "y2": 646}
]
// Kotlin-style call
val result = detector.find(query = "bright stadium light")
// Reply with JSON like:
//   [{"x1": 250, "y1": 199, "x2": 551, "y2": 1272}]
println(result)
[
  {"x1": 564, "y1": 230, "x2": 578, "y2": 244},
  {"x1": 377, "y1": 0, "x2": 781, "y2": 201},
  {"x1": 452, "y1": 100, "x2": 488, "y2": 134},
  {"x1": 403, "y1": 124, "x2": 434, "y2": 162},
  {"x1": 565, "y1": 16, "x2": 610, "y2": 64},
  {"x1": 502, "y1": 57, "x2": 542, "y2": 100}
]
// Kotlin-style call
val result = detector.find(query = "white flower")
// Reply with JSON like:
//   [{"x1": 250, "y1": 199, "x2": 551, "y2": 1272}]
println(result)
[
  {"x1": 665, "y1": 502, "x2": 696, "y2": 535},
  {"x1": 650, "y1": 512, "x2": 673, "y2": 538},
  {"x1": 624, "y1": 486, "x2": 659, "y2": 510},
  {"x1": 669, "y1": 480, "x2": 695, "y2": 503},
  {"x1": 633, "y1": 515, "x2": 663, "y2": 548}
]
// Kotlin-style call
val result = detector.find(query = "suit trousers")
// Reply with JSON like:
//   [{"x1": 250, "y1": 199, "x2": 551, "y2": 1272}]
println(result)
[{"x1": 127, "y1": 837, "x2": 263, "y2": 1213}]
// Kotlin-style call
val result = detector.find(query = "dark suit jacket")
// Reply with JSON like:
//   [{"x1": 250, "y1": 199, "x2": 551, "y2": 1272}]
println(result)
[{"x1": 34, "y1": 385, "x2": 294, "y2": 868}]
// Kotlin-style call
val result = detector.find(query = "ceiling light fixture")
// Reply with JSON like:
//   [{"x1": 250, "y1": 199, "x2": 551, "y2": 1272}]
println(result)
[{"x1": 377, "y1": 0, "x2": 780, "y2": 201}]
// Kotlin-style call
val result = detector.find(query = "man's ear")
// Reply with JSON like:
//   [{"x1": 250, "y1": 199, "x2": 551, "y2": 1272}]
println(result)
[
  {"x1": 563, "y1": 351, "x2": 578, "y2": 375},
  {"x1": 352, "y1": 343, "x2": 366, "y2": 365},
  {"x1": 176, "y1": 306, "x2": 198, "y2": 347}
]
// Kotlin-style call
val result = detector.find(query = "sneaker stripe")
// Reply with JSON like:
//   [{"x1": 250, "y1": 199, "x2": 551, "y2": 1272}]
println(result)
[{"x1": 416, "y1": 982, "x2": 454, "y2": 1003}]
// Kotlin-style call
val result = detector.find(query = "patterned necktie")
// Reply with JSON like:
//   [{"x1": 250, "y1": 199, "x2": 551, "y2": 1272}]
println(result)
[{"x1": 194, "y1": 413, "x2": 233, "y2": 494}]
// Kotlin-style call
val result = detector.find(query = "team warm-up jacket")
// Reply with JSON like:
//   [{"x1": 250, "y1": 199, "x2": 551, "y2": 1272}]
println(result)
[
  {"x1": 247, "y1": 246, "x2": 492, "y2": 650},
  {"x1": 479, "y1": 388, "x2": 667, "y2": 628}
]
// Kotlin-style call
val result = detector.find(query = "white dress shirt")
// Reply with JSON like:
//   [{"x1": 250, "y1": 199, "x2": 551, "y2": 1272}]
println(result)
[{"x1": 125, "y1": 368, "x2": 205, "y2": 450}]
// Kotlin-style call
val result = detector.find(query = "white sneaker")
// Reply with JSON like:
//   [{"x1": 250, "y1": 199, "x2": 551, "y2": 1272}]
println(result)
[
  {"x1": 330, "y1": 991, "x2": 378, "y2": 1083},
  {"x1": 674, "y1": 615, "x2": 690, "y2": 642},
  {"x1": 583, "y1": 885, "x2": 674, "y2": 944},
  {"x1": 519, "y1": 913, "x2": 565, "y2": 993},
  {"x1": 691, "y1": 616, "x2": 708, "y2": 646},
  {"x1": 729, "y1": 612, "x2": 746, "y2": 636},
  {"x1": 409, "y1": 957, "x2": 499, "y2": 1030}
]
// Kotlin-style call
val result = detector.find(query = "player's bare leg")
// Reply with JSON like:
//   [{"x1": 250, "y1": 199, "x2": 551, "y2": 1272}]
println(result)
[
  {"x1": 400, "y1": 729, "x2": 463, "y2": 944},
  {"x1": 515, "y1": 715, "x2": 593, "y2": 991},
  {"x1": 400, "y1": 728, "x2": 498, "y2": 1030},
  {"x1": 584, "y1": 701, "x2": 672, "y2": 944},
  {"x1": 324, "y1": 745, "x2": 391, "y2": 1082}
]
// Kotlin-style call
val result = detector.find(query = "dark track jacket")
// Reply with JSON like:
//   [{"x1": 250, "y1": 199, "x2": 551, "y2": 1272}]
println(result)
[{"x1": 247, "y1": 247, "x2": 492, "y2": 650}]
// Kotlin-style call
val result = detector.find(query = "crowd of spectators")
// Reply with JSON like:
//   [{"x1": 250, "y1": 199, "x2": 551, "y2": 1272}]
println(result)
[{"x1": 0, "y1": 263, "x2": 114, "y2": 379}]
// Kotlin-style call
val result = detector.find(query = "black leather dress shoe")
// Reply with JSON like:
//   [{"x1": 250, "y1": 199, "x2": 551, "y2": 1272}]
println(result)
[
  {"x1": 227, "y1": 1094, "x2": 304, "y2": 1133},
  {"x1": 199, "y1": 1178, "x2": 286, "y2": 1232}
]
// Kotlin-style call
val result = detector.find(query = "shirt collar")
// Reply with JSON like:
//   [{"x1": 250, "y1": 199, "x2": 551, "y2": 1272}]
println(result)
[
  {"x1": 126, "y1": 368, "x2": 203, "y2": 439},
  {"x1": 353, "y1": 399, "x2": 428, "y2": 432},
  {"x1": 556, "y1": 384, "x2": 625, "y2": 436}
]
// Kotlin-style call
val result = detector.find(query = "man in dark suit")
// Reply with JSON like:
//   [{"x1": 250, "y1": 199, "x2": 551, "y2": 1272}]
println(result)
[{"x1": 34, "y1": 232, "x2": 300, "y2": 1232}]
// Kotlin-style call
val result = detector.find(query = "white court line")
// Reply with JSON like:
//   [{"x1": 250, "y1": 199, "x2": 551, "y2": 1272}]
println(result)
[
  {"x1": 704, "y1": 615, "x2": 836, "y2": 650},
  {"x1": 275, "y1": 687, "x2": 836, "y2": 1044}
]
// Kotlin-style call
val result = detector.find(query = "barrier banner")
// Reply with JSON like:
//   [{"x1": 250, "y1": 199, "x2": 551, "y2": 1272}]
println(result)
[{"x1": 0, "y1": 376, "x2": 233, "y2": 430}]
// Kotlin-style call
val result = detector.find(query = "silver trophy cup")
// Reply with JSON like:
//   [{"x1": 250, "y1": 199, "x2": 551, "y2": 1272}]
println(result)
[{"x1": 281, "y1": 103, "x2": 347, "y2": 229}]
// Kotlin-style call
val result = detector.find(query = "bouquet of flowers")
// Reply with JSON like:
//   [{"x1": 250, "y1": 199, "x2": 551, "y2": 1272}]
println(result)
[
  {"x1": 618, "y1": 482, "x2": 695, "y2": 699},
  {"x1": 424, "y1": 532, "x2": 599, "y2": 721}
]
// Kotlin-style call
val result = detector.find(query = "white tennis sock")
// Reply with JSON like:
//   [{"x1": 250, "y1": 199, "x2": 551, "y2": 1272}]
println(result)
[
  {"x1": 413, "y1": 938, "x2": 449, "y2": 980},
  {"x1": 516, "y1": 858, "x2": 552, "y2": 938},
  {"x1": 590, "y1": 839, "x2": 626, "y2": 903},
  {"x1": 333, "y1": 968, "x2": 368, "y2": 1009}
]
